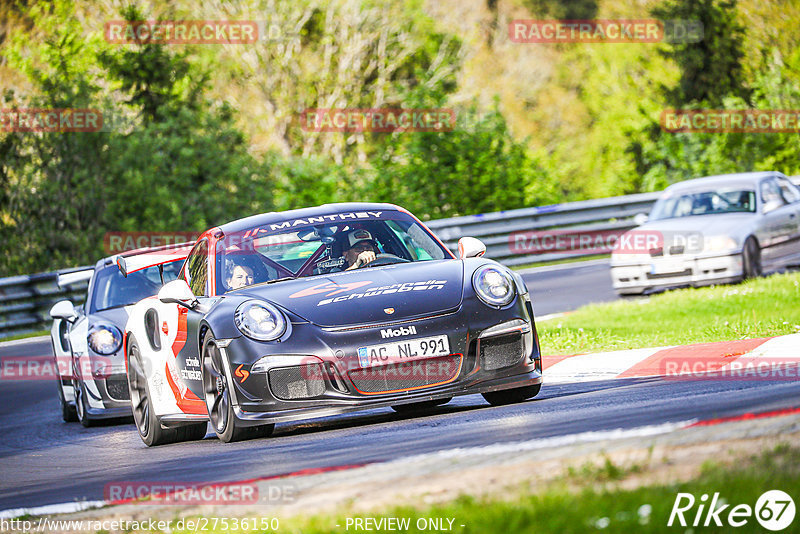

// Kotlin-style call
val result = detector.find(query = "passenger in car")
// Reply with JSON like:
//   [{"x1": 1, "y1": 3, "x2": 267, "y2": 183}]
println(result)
[{"x1": 227, "y1": 264, "x2": 254, "y2": 289}]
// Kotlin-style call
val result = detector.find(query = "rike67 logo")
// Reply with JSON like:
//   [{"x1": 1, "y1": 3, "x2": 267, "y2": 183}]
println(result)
[{"x1": 669, "y1": 490, "x2": 795, "y2": 531}]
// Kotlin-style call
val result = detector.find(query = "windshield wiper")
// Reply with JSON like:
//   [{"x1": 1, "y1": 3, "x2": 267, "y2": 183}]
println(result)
[{"x1": 264, "y1": 276, "x2": 296, "y2": 285}]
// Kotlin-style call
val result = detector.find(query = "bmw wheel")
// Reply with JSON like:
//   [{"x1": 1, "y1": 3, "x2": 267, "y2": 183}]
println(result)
[
  {"x1": 482, "y1": 383, "x2": 541, "y2": 406},
  {"x1": 743, "y1": 237, "x2": 762, "y2": 279},
  {"x1": 202, "y1": 334, "x2": 273, "y2": 442}
]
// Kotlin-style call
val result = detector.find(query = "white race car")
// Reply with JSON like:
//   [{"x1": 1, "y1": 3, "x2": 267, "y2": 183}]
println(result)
[{"x1": 49, "y1": 244, "x2": 192, "y2": 426}]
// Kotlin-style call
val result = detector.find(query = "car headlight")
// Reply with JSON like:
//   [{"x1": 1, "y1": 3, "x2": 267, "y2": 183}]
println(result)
[
  {"x1": 473, "y1": 266, "x2": 516, "y2": 307},
  {"x1": 234, "y1": 300, "x2": 287, "y2": 341},
  {"x1": 704, "y1": 235, "x2": 738, "y2": 253},
  {"x1": 87, "y1": 323, "x2": 122, "y2": 355}
]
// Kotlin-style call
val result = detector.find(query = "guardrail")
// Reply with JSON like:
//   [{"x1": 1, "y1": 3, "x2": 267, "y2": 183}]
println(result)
[
  {"x1": 427, "y1": 192, "x2": 660, "y2": 266},
  {"x1": 0, "y1": 267, "x2": 92, "y2": 340},
  {"x1": 4, "y1": 179, "x2": 799, "y2": 341}
]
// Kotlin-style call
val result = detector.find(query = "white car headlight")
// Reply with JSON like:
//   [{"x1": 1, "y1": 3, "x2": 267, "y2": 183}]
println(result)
[
  {"x1": 473, "y1": 266, "x2": 515, "y2": 307},
  {"x1": 87, "y1": 323, "x2": 122, "y2": 355},
  {"x1": 234, "y1": 300, "x2": 287, "y2": 341},
  {"x1": 704, "y1": 235, "x2": 738, "y2": 253}
]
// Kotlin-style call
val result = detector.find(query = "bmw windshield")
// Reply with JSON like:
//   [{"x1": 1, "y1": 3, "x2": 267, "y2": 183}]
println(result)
[
  {"x1": 215, "y1": 211, "x2": 450, "y2": 293},
  {"x1": 649, "y1": 189, "x2": 756, "y2": 221}
]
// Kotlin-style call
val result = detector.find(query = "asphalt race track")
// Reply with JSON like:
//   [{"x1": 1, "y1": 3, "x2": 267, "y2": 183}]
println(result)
[
  {"x1": 519, "y1": 259, "x2": 618, "y2": 316},
  {"x1": 2, "y1": 260, "x2": 797, "y2": 511}
]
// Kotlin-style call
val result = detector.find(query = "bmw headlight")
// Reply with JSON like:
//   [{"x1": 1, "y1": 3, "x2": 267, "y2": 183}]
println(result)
[
  {"x1": 704, "y1": 235, "x2": 738, "y2": 253},
  {"x1": 87, "y1": 323, "x2": 122, "y2": 355},
  {"x1": 473, "y1": 266, "x2": 516, "y2": 307},
  {"x1": 234, "y1": 300, "x2": 287, "y2": 341}
]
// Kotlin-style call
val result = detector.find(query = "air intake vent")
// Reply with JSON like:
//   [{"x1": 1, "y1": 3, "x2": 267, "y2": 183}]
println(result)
[
  {"x1": 348, "y1": 354, "x2": 462, "y2": 394},
  {"x1": 268, "y1": 364, "x2": 325, "y2": 400},
  {"x1": 106, "y1": 374, "x2": 130, "y2": 401},
  {"x1": 480, "y1": 333, "x2": 523, "y2": 371}
]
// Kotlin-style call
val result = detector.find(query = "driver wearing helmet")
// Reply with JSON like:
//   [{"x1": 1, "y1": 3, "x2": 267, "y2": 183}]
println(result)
[{"x1": 343, "y1": 229, "x2": 379, "y2": 270}]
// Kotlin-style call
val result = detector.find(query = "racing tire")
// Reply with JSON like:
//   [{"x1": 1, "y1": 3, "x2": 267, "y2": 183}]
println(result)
[
  {"x1": 391, "y1": 397, "x2": 452, "y2": 413},
  {"x1": 202, "y1": 334, "x2": 274, "y2": 443},
  {"x1": 127, "y1": 335, "x2": 182, "y2": 446},
  {"x1": 175, "y1": 422, "x2": 209, "y2": 442},
  {"x1": 73, "y1": 380, "x2": 96, "y2": 428},
  {"x1": 482, "y1": 383, "x2": 541, "y2": 406},
  {"x1": 742, "y1": 237, "x2": 762, "y2": 280},
  {"x1": 56, "y1": 377, "x2": 78, "y2": 422}
]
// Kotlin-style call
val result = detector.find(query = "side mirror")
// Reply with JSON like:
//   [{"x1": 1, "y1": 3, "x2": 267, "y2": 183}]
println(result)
[
  {"x1": 458, "y1": 237, "x2": 486, "y2": 259},
  {"x1": 763, "y1": 199, "x2": 784, "y2": 214},
  {"x1": 633, "y1": 213, "x2": 649, "y2": 226},
  {"x1": 158, "y1": 279, "x2": 198, "y2": 309},
  {"x1": 50, "y1": 300, "x2": 78, "y2": 322}
]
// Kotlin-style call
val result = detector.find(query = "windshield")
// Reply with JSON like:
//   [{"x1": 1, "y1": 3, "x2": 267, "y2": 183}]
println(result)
[
  {"x1": 649, "y1": 189, "x2": 756, "y2": 221},
  {"x1": 216, "y1": 211, "x2": 449, "y2": 293},
  {"x1": 90, "y1": 259, "x2": 184, "y2": 312}
]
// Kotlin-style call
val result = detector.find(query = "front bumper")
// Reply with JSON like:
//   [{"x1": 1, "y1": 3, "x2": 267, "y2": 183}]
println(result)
[
  {"x1": 222, "y1": 296, "x2": 542, "y2": 426},
  {"x1": 611, "y1": 251, "x2": 743, "y2": 294},
  {"x1": 76, "y1": 352, "x2": 132, "y2": 416}
]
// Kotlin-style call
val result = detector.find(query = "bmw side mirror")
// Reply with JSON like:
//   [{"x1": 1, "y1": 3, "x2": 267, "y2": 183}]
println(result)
[
  {"x1": 762, "y1": 199, "x2": 784, "y2": 214},
  {"x1": 458, "y1": 237, "x2": 486, "y2": 259},
  {"x1": 50, "y1": 300, "x2": 78, "y2": 322},
  {"x1": 633, "y1": 213, "x2": 649, "y2": 226},
  {"x1": 158, "y1": 279, "x2": 198, "y2": 309}
]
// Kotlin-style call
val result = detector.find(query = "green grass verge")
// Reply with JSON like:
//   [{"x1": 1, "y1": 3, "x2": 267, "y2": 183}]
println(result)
[
  {"x1": 0, "y1": 329, "x2": 49, "y2": 342},
  {"x1": 538, "y1": 272, "x2": 800, "y2": 355}
]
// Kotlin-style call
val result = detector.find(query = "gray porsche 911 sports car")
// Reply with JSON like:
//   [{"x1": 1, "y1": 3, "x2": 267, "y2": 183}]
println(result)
[
  {"x1": 124, "y1": 203, "x2": 543, "y2": 445},
  {"x1": 611, "y1": 172, "x2": 800, "y2": 295},
  {"x1": 48, "y1": 244, "x2": 191, "y2": 426}
]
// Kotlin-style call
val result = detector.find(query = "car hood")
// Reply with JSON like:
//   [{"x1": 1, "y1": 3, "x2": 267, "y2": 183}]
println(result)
[
  {"x1": 89, "y1": 306, "x2": 133, "y2": 330},
  {"x1": 639, "y1": 213, "x2": 756, "y2": 237},
  {"x1": 235, "y1": 260, "x2": 464, "y2": 327}
]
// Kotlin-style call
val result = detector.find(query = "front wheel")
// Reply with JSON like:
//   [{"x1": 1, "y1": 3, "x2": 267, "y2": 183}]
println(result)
[
  {"x1": 56, "y1": 376, "x2": 77, "y2": 422},
  {"x1": 127, "y1": 336, "x2": 206, "y2": 446},
  {"x1": 73, "y1": 378, "x2": 95, "y2": 428},
  {"x1": 202, "y1": 334, "x2": 273, "y2": 443},
  {"x1": 742, "y1": 237, "x2": 762, "y2": 279},
  {"x1": 482, "y1": 383, "x2": 541, "y2": 406}
]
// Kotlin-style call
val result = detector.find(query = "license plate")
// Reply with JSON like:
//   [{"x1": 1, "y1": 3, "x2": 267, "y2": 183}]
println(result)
[
  {"x1": 357, "y1": 335, "x2": 450, "y2": 368},
  {"x1": 650, "y1": 258, "x2": 684, "y2": 275}
]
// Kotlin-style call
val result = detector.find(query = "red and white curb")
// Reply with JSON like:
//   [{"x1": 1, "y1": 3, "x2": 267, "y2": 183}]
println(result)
[{"x1": 542, "y1": 333, "x2": 800, "y2": 384}]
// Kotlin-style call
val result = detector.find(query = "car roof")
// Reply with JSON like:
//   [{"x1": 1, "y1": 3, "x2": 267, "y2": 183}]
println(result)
[
  {"x1": 218, "y1": 202, "x2": 404, "y2": 235},
  {"x1": 665, "y1": 172, "x2": 782, "y2": 193}
]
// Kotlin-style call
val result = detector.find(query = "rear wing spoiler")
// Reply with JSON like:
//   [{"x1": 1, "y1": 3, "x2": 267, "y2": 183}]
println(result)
[
  {"x1": 56, "y1": 268, "x2": 94, "y2": 289},
  {"x1": 116, "y1": 242, "x2": 194, "y2": 278}
]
